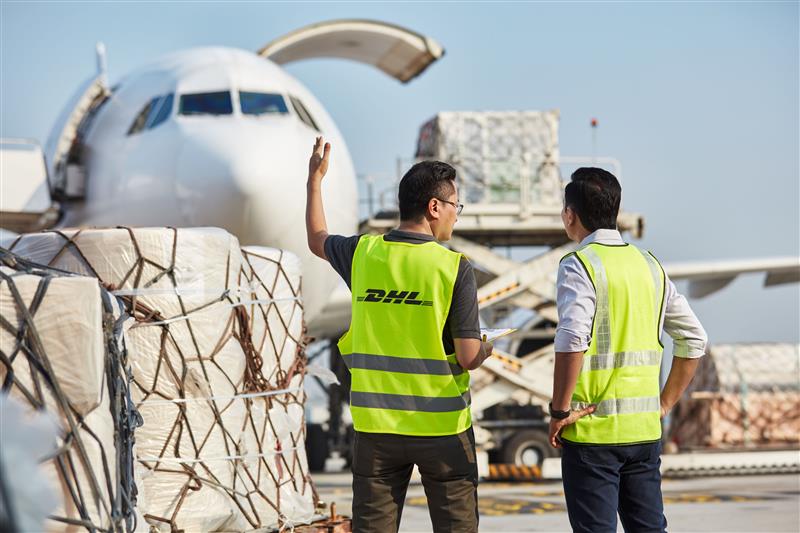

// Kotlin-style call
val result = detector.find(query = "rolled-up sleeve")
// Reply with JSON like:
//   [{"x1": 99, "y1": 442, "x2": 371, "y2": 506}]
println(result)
[
  {"x1": 554, "y1": 256, "x2": 595, "y2": 353},
  {"x1": 662, "y1": 277, "x2": 708, "y2": 358}
]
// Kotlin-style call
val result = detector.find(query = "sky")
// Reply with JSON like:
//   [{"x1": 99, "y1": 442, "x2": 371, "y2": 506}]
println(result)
[{"x1": 1, "y1": 1, "x2": 798, "y2": 344}]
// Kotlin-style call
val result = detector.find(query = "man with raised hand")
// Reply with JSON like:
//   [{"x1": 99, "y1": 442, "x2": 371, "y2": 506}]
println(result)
[
  {"x1": 305, "y1": 137, "x2": 493, "y2": 533},
  {"x1": 550, "y1": 167, "x2": 707, "y2": 533}
]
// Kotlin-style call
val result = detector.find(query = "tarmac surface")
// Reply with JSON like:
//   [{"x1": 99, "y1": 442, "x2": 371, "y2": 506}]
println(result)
[{"x1": 313, "y1": 470, "x2": 800, "y2": 532}]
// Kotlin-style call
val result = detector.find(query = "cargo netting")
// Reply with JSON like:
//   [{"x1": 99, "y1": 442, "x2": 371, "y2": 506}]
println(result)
[
  {"x1": 669, "y1": 343, "x2": 800, "y2": 448},
  {"x1": 415, "y1": 111, "x2": 563, "y2": 207},
  {"x1": 6, "y1": 227, "x2": 316, "y2": 531},
  {"x1": 0, "y1": 250, "x2": 141, "y2": 532}
]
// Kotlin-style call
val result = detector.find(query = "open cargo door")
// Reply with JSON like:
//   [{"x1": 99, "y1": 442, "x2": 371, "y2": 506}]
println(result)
[
  {"x1": 258, "y1": 19, "x2": 444, "y2": 83},
  {"x1": 44, "y1": 75, "x2": 109, "y2": 201}
]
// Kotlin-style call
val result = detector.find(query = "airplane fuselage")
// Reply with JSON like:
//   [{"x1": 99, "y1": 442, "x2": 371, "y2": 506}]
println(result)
[{"x1": 61, "y1": 47, "x2": 359, "y2": 327}]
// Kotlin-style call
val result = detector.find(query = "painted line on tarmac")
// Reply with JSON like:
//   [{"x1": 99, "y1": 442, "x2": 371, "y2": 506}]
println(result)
[
  {"x1": 663, "y1": 493, "x2": 776, "y2": 504},
  {"x1": 406, "y1": 496, "x2": 566, "y2": 516},
  {"x1": 405, "y1": 493, "x2": 777, "y2": 516}
]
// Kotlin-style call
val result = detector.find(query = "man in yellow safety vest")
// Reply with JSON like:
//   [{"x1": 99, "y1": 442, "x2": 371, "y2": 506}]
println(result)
[
  {"x1": 305, "y1": 137, "x2": 494, "y2": 533},
  {"x1": 549, "y1": 167, "x2": 708, "y2": 533}
]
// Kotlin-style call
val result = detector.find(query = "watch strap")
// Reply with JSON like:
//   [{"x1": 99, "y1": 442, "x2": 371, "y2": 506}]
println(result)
[{"x1": 549, "y1": 402, "x2": 570, "y2": 420}]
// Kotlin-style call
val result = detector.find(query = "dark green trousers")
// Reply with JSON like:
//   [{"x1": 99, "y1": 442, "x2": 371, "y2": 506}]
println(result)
[{"x1": 351, "y1": 427, "x2": 479, "y2": 533}]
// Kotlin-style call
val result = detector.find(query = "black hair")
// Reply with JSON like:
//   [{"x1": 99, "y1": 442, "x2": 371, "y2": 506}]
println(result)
[
  {"x1": 398, "y1": 161, "x2": 457, "y2": 221},
  {"x1": 564, "y1": 167, "x2": 621, "y2": 232}
]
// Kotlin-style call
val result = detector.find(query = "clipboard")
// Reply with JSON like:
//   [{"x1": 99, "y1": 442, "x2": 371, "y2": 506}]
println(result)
[{"x1": 480, "y1": 328, "x2": 517, "y2": 342}]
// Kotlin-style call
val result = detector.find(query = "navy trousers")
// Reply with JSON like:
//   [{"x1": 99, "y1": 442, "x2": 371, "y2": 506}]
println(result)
[{"x1": 561, "y1": 440, "x2": 668, "y2": 533}]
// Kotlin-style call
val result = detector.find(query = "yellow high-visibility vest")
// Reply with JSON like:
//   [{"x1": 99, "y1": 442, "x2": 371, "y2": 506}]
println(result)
[
  {"x1": 560, "y1": 242, "x2": 666, "y2": 445},
  {"x1": 337, "y1": 234, "x2": 471, "y2": 436}
]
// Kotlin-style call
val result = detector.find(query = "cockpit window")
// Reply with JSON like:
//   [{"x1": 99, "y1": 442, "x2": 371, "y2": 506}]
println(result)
[
  {"x1": 127, "y1": 93, "x2": 174, "y2": 135},
  {"x1": 127, "y1": 100, "x2": 153, "y2": 135},
  {"x1": 147, "y1": 94, "x2": 174, "y2": 129},
  {"x1": 289, "y1": 95, "x2": 320, "y2": 132},
  {"x1": 240, "y1": 92, "x2": 288, "y2": 115},
  {"x1": 179, "y1": 91, "x2": 233, "y2": 116}
]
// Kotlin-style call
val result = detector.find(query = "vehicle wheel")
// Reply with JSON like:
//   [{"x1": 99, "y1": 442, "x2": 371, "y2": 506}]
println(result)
[
  {"x1": 501, "y1": 429, "x2": 556, "y2": 467},
  {"x1": 305, "y1": 423, "x2": 328, "y2": 472}
]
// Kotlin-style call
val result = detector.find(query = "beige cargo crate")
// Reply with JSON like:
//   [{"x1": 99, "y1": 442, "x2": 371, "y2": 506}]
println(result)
[
  {"x1": 669, "y1": 343, "x2": 800, "y2": 449},
  {"x1": 6, "y1": 228, "x2": 316, "y2": 531}
]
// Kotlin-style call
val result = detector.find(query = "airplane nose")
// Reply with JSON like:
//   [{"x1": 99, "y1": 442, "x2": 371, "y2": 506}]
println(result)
[
  {"x1": 175, "y1": 124, "x2": 288, "y2": 236},
  {"x1": 175, "y1": 124, "x2": 336, "y2": 323},
  {"x1": 175, "y1": 132, "x2": 251, "y2": 236}
]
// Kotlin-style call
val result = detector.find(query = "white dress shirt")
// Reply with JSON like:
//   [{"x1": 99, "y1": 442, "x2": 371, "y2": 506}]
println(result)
[{"x1": 554, "y1": 229, "x2": 708, "y2": 358}]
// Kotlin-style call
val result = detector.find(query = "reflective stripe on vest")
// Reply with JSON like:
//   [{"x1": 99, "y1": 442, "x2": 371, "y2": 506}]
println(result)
[
  {"x1": 561, "y1": 243, "x2": 666, "y2": 445},
  {"x1": 337, "y1": 234, "x2": 470, "y2": 436},
  {"x1": 581, "y1": 350, "x2": 662, "y2": 372},
  {"x1": 580, "y1": 247, "x2": 612, "y2": 355},
  {"x1": 571, "y1": 396, "x2": 660, "y2": 417},
  {"x1": 350, "y1": 390, "x2": 471, "y2": 412},
  {"x1": 342, "y1": 352, "x2": 466, "y2": 376},
  {"x1": 638, "y1": 248, "x2": 665, "y2": 325}
]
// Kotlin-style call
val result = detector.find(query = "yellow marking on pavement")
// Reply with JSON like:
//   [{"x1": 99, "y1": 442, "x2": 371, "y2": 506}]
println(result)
[
  {"x1": 663, "y1": 493, "x2": 770, "y2": 504},
  {"x1": 406, "y1": 492, "x2": 771, "y2": 516},
  {"x1": 407, "y1": 497, "x2": 566, "y2": 516}
]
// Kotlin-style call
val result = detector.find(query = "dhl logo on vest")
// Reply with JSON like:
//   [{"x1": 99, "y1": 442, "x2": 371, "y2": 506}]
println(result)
[{"x1": 356, "y1": 289, "x2": 433, "y2": 307}]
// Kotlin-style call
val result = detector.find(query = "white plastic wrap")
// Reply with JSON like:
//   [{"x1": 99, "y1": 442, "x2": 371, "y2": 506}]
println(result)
[
  {"x1": 415, "y1": 110, "x2": 562, "y2": 207},
  {"x1": 0, "y1": 268, "x2": 118, "y2": 530},
  {"x1": 239, "y1": 246, "x2": 304, "y2": 387},
  {"x1": 8, "y1": 228, "x2": 248, "y2": 530},
  {"x1": 7, "y1": 230, "x2": 314, "y2": 531},
  {"x1": 694, "y1": 343, "x2": 800, "y2": 394},
  {"x1": 0, "y1": 395, "x2": 60, "y2": 533},
  {"x1": 0, "y1": 271, "x2": 104, "y2": 415},
  {"x1": 6, "y1": 227, "x2": 245, "y2": 359},
  {"x1": 236, "y1": 246, "x2": 314, "y2": 526},
  {"x1": 669, "y1": 343, "x2": 800, "y2": 448}
]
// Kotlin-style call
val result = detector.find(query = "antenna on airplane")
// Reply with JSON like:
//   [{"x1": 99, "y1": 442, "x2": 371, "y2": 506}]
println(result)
[
  {"x1": 96, "y1": 42, "x2": 108, "y2": 89},
  {"x1": 591, "y1": 117, "x2": 598, "y2": 164}
]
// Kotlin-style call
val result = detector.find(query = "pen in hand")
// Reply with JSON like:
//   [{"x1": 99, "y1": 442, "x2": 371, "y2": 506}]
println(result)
[{"x1": 479, "y1": 334, "x2": 494, "y2": 367}]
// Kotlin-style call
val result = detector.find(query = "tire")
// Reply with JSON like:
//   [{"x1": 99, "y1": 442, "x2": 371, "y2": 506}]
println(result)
[
  {"x1": 305, "y1": 423, "x2": 329, "y2": 472},
  {"x1": 501, "y1": 429, "x2": 556, "y2": 467}
]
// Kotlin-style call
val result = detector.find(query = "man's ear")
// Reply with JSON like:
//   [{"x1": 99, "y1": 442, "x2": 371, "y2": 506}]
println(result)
[
  {"x1": 565, "y1": 206, "x2": 575, "y2": 227},
  {"x1": 427, "y1": 198, "x2": 441, "y2": 220}
]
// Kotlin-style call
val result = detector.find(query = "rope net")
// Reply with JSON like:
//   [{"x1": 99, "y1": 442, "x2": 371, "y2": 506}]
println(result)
[
  {"x1": 6, "y1": 227, "x2": 315, "y2": 531},
  {"x1": 668, "y1": 344, "x2": 800, "y2": 448},
  {"x1": 0, "y1": 251, "x2": 140, "y2": 532},
  {"x1": 414, "y1": 111, "x2": 563, "y2": 206}
]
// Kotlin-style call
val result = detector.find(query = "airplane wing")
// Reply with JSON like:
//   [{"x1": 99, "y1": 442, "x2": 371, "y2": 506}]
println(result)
[
  {"x1": 257, "y1": 19, "x2": 444, "y2": 83},
  {"x1": 663, "y1": 257, "x2": 800, "y2": 298}
]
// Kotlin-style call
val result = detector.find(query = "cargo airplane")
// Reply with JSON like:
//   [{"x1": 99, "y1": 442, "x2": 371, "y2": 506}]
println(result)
[{"x1": 1, "y1": 19, "x2": 797, "y2": 341}]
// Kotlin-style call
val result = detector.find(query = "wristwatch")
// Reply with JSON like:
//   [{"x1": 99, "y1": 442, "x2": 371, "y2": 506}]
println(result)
[{"x1": 549, "y1": 402, "x2": 570, "y2": 420}]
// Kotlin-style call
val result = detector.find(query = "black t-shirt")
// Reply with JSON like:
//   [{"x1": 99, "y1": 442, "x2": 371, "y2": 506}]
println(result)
[{"x1": 324, "y1": 229, "x2": 481, "y2": 353}]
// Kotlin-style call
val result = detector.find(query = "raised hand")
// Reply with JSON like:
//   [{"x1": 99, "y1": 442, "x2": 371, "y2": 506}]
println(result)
[{"x1": 308, "y1": 136, "x2": 331, "y2": 182}]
